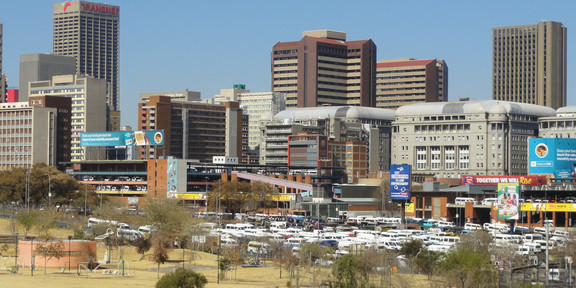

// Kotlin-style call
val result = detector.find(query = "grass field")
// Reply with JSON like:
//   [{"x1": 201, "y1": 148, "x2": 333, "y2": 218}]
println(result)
[{"x1": 0, "y1": 217, "x2": 440, "y2": 287}]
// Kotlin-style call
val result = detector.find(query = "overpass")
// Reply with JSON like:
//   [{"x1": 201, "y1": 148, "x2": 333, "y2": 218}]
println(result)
[{"x1": 232, "y1": 171, "x2": 313, "y2": 192}]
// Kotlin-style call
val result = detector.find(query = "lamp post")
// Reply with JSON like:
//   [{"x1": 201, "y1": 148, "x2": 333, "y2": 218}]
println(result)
[
  {"x1": 84, "y1": 183, "x2": 88, "y2": 217},
  {"x1": 46, "y1": 174, "x2": 51, "y2": 209},
  {"x1": 68, "y1": 236, "x2": 72, "y2": 271},
  {"x1": 26, "y1": 236, "x2": 35, "y2": 276}
]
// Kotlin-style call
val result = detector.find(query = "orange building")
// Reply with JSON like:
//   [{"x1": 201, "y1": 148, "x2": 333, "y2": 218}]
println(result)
[{"x1": 19, "y1": 239, "x2": 97, "y2": 269}]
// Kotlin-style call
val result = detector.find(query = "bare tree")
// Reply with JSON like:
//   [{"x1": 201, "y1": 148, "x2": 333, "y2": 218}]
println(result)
[{"x1": 35, "y1": 240, "x2": 65, "y2": 274}]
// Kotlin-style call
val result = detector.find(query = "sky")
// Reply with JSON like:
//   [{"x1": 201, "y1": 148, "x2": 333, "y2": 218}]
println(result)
[{"x1": 2, "y1": 0, "x2": 576, "y2": 128}]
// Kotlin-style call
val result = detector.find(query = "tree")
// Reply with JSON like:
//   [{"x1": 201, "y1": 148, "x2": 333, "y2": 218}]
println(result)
[
  {"x1": 439, "y1": 243, "x2": 497, "y2": 287},
  {"x1": 332, "y1": 254, "x2": 361, "y2": 288},
  {"x1": 135, "y1": 236, "x2": 152, "y2": 261},
  {"x1": 35, "y1": 210, "x2": 57, "y2": 239},
  {"x1": 415, "y1": 248, "x2": 441, "y2": 279},
  {"x1": 207, "y1": 180, "x2": 251, "y2": 217},
  {"x1": 152, "y1": 237, "x2": 170, "y2": 279},
  {"x1": 16, "y1": 210, "x2": 38, "y2": 237},
  {"x1": 400, "y1": 239, "x2": 424, "y2": 273},
  {"x1": 144, "y1": 198, "x2": 191, "y2": 238},
  {"x1": 155, "y1": 268, "x2": 207, "y2": 288},
  {"x1": 35, "y1": 240, "x2": 65, "y2": 274}
]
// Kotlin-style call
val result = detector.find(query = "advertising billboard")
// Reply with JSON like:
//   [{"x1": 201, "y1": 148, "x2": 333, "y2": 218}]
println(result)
[
  {"x1": 390, "y1": 164, "x2": 410, "y2": 200},
  {"x1": 528, "y1": 138, "x2": 576, "y2": 178},
  {"x1": 461, "y1": 175, "x2": 546, "y2": 186},
  {"x1": 497, "y1": 183, "x2": 519, "y2": 220},
  {"x1": 80, "y1": 130, "x2": 164, "y2": 147},
  {"x1": 521, "y1": 202, "x2": 576, "y2": 212}
]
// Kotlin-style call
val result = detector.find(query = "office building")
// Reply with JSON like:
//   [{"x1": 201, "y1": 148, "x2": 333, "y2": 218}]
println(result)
[
  {"x1": 272, "y1": 30, "x2": 377, "y2": 108},
  {"x1": 139, "y1": 89, "x2": 201, "y2": 104},
  {"x1": 376, "y1": 58, "x2": 448, "y2": 109},
  {"x1": 138, "y1": 96, "x2": 246, "y2": 162},
  {"x1": 260, "y1": 106, "x2": 394, "y2": 173},
  {"x1": 493, "y1": 21, "x2": 567, "y2": 109},
  {"x1": 29, "y1": 75, "x2": 107, "y2": 161},
  {"x1": 538, "y1": 106, "x2": 576, "y2": 138},
  {"x1": 0, "y1": 102, "x2": 59, "y2": 170},
  {"x1": 391, "y1": 100, "x2": 556, "y2": 178},
  {"x1": 214, "y1": 84, "x2": 249, "y2": 103},
  {"x1": 53, "y1": 1, "x2": 120, "y2": 128},
  {"x1": 6, "y1": 89, "x2": 18, "y2": 103},
  {"x1": 19, "y1": 53, "x2": 76, "y2": 102},
  {"x1": 29, "y1": 95, "x2": 72, "y2": 166}
]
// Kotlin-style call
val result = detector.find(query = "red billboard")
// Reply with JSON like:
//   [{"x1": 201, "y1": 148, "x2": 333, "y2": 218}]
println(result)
[{"x1": 461, "y1": 175, "x2": 546, "y2": 186}]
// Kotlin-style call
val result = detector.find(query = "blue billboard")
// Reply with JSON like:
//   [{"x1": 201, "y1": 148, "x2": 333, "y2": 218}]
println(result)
[
  {"x1": 80, "y1": 130, "x2": 165, "y2": 147},
  {"x1": 528, "y1": 138, "x2": 576, "y2": 178},
  {"x1": 390, "y1": 164, "x2": 411, "y2": 200}
]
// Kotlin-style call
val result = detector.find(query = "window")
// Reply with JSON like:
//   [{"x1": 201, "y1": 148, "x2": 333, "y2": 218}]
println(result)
[
  {"x1": 416, "y1": 147, "x2": 427, "y2": 170},
  {"x1": 445, "y1": 146, "x2": 455, "y2": 170},
  {"x1": 458, "y1": 146, "x2": 469, "y2": 170}
]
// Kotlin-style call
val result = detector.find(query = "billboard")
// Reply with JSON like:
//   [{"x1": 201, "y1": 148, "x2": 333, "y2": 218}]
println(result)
[
  {"x1": 80, "y1": 130, "x2": 164, "y2": 147},
  {"x1": 461, "y1": 175, "x2": 546, "y2": 186},
  {"x1": 497, "y1": 183, "x2": 519, "y2": 220},
  {"x1": 528, "y1": 138, "x2": 576, "y2": 178},
  {"x1": 521, "y1": 202, "x2": 576, "y2": 212},
  {"x1": 390, "y1": 164, "x2": 410, "y2": 200}
]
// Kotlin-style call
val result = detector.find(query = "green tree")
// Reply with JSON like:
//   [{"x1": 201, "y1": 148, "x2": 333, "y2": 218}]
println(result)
[
  {"x1": 332, "y1": 254, "x2": 361, "y2": 288},
  {"x1": 155, "y1": 268, "x2": 208, "y2": 288},
  {"x1": 35, "y1": 240, "x2": 65, "y2": 274},
  {"x1": 439, "y1": 244, "x2": 497, "y2": 287},
  {"x1": 415, "y1": 248, "x2": 441, "y2": 279},
  {"x1": 400, "y1": 239, "x2": 424, "y2": 273},
  {"x1": 16, "y1": 210, "x2": 38, "y2": 237}
]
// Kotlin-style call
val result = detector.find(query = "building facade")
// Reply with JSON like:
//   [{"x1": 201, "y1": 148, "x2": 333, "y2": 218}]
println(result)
[
  {"x1": 260, "y1": 106, "x2": 394, "y2": 173},
  {"x1": 19, "y1": 53, "x2": 76, "y2": 102},
  {"x1": 493, "y1": 21, "x2": 567, "y2": 109},
  {"x1": 376, "y1": 58, "x2": 448, "y2": 109},
  {"x1": 29, "y1": 75, "x2": 107, "y2": 161},
  {"x1": 29, "y1": 95, "x2": 72, "y2": 166},
  {"x1": 139, "y1": 89, "x2": 201, "y2": 104},
  {"x1": 538, "y1": 106, "x2": 576, "y2": 138},
  {"x1": 272, "y1": 30, "x2": 377, "y2": 108},
  {"x1": 53, "y1": 1, "x2": 120, "y2": 128},
  {"x1": 391, "y1": 100, "x2": 556, "y2": 178},
  {"x1": 137, "y1": 96, "x2": 246, "y2": 162},
  {"x1": 0, "y1": 102, "x2": 59, "y2": 170}
]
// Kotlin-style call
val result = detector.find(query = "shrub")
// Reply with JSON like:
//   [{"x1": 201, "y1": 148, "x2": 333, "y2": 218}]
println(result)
[{"x1": 155, "y1": 268, "x2": 207, "y2": 288}]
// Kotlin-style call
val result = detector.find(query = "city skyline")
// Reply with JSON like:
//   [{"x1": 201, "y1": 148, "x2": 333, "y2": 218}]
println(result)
[{"x1": 1, "y1": 1, "x2": 576, "y2": 129}]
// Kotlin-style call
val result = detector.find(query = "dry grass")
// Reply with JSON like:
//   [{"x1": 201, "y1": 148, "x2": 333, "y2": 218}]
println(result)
[{"x1": 0, "y1": 217, "x2": 440, "y2": 287}]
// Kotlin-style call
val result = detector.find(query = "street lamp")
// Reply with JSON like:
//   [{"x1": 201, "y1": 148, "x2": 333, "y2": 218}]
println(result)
[
  {"x1": 68, "y1": 236, "x2": 72, "y2": 271},
  {"x1": 46, "y1": 174, "x2": 51, "y2": 209},
  {"x1": 26, "y1": 236, "x2": 35, "y2": 276}
]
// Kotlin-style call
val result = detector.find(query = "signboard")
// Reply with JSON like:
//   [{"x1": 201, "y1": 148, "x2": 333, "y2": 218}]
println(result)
[
  {"x1": 521, "y1": 202, "x2": 576, "y2": 212},
  {"x1": 497, "y1": 183, "x2": 519, "y2": 220},
  {"x1": 80, "y1": 130, "x2": 164, "y2": 147},
  {"x1": 405, "y1": 202, "x2": 415, "y2": 213},
  {"x1": 462, "y1": 175, "x2": 546, "y2": 186},
  {"x1": 528, "y1": 138, "x2": 576, "y2": 178},
  {"x1": 390, "y1": 164, "x2": 410, "y2": 200}
]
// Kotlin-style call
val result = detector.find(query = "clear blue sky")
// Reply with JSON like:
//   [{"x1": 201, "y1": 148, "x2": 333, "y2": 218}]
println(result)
[{"x1": 2, "y1": 0, "x2": 575, "y2": 128}]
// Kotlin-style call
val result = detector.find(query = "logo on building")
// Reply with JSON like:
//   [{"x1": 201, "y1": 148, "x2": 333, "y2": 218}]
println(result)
[
  {"x1": 464, "y1": 176, "x2": 475, "y2": 185},
  {"x1": 535, "y1": 143, "x2": 548, "y2": 158},
  {"x1": 62, "y1": 2, "x2": 71, "y2": 12}
]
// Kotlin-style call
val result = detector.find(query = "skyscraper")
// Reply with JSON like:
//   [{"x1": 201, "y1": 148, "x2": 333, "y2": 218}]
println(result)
[
  {"x1": 272, "y1": 30, "x2": 377, "y2": 108},
  {"x1": 493, "y1": 21, "x2": 566, "y2": 109},
  {"x1": 376, "y1": 58, "x2": 448, "y2": 109},
  {"x1": 53, "y1": 1, "x2": 120, "y2": 128},
  {"x1": 19, "y1": 53, "x2": 76, "y2": 102}
]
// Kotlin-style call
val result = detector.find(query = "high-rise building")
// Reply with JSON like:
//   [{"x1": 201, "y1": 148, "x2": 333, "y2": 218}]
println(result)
[
  {"x1": 376, "y1": 58, "x2": 448, "y2": 109},
  {"x1": 272, "y1": 30, "x2": 377, "y2": 108},
  {"x1": 53, "y1": 1, "x2": 120, "y2": 128},
  {"x1": 138, "y1": 96, "x2": 246, "y2": 162},
  {"x1": 493, "y1": 21, "x2": 567, "y2": 109},
  {"x1": 19, "y1": 53, "x2": 76, "y2": 102},
  {"x1": 0, "y1": 102, "x2": 59, "y2": 170},
  {"x1": 29, "y1": 75, "x2": 107, "y2": 161},
  {"x1": 139, "y1": 89, "x2": 201, "y2": 104}
]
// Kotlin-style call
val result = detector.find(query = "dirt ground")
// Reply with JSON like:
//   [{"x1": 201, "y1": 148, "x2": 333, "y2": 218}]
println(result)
[{"x1": 0, "y1": 218, "x2": 438, "y2": 287}]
